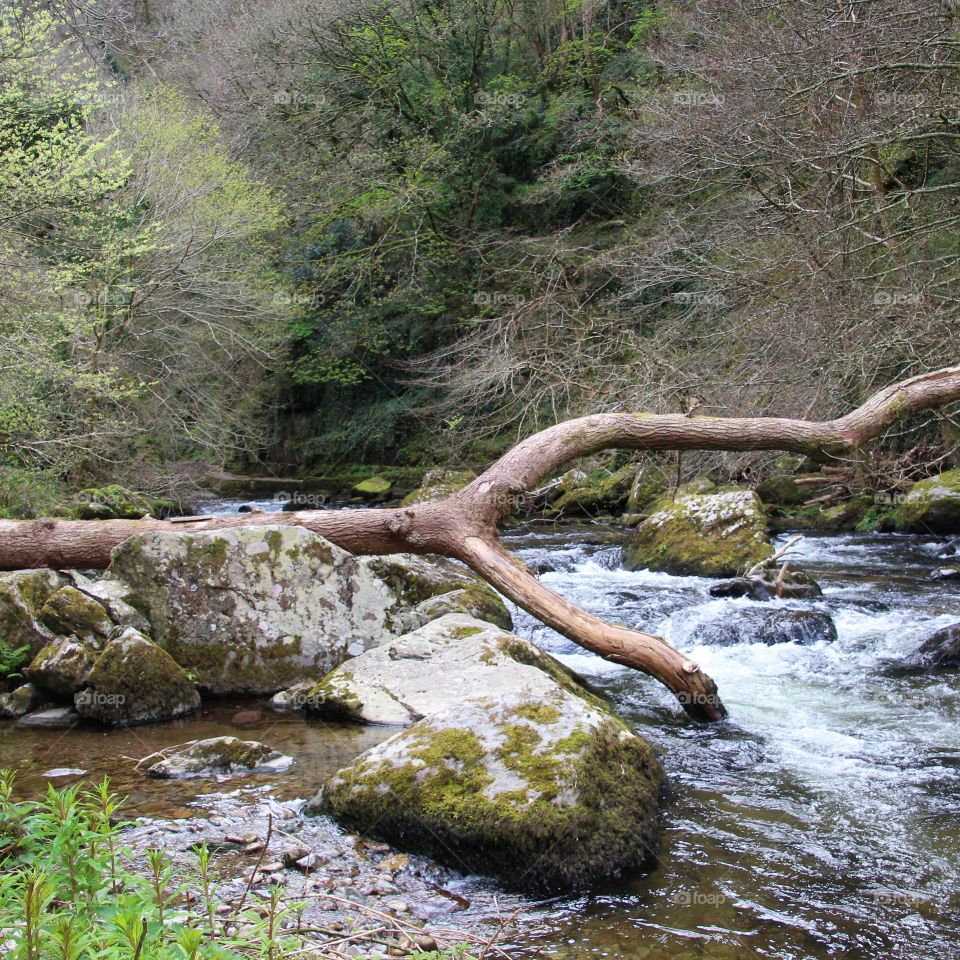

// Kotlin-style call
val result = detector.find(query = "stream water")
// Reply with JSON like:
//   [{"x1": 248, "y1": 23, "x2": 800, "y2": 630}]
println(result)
[{"x1": 3, "y1": 508, "x2": 959, "y2": 959}]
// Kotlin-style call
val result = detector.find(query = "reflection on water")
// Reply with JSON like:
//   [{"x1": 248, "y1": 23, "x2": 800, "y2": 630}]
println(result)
[
  {"x1": 0, "y1": 703, "x2": 392, "y2": 817},
  {"x1": 3, "y1": 526, "x2": 959, "y2": 959}
]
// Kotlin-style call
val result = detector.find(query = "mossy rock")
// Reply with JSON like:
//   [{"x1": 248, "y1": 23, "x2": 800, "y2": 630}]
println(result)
[
  {"x1": 308, "y1": 689, "x2": 663, "y2": 891},
  {"x1": 0, "y1": 683, "x2": 40, "y2": 719},
  {"x1": 894, "y1": 469, "x2": 960, "y2": 534},
  {"x1": 352, "y1": 476, "x2": 393, "y2": 499},
  {"x1": 26, "y1": 639, "x2": 94, "y2": 700},
  {"x1": 627, "y1": 462, "x2": 673, "y2": 513},
  {"x1": 145, "y1": 736, "x2": 293, "y2": 779},
  {"x1": 302, "y1": 613, "x2": 605, "y2": 726},
  {"x1": 0, "y1": 570, "x2": 66, "y2": 659},
  {"x1": 624, "y1": 485, "x2": 773, "y2": 577},
  {"x1": 38, "y1": 587, "x2": 113, "y2": 645},
  {"x1": 71, "y1": 485, "x2": 162, "y2": 520},
  {"x1": 411, "y1": 586, "x2": 513, "y2": 631},
  {"x1": 400, "y1": 469, "x2": 476, "y2": 507},
  {"x1": 74, "y1": 627, "x2": 200, "y2": 726},
  {"x1": 359, "y1": 554, "x2": 511, "y2": 633},
  {"x1": 550, "y1": 464, "x2": 638, "y2": 517}
]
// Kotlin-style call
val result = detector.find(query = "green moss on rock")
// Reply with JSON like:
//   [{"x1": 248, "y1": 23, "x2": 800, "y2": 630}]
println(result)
[
  {"x1": 400, "y1": 470, "x2": 476, "y2": 507},
  {"x1": 74, "y1": 627, "x2": 200, "y2": 726},
  {"x1": 0, "y1": 570, "x2": 65, "y2": 659},
  {"x1": 550, "y1": 464, "x2": 637, "y2": 516},
  {"x1": 352, "y1": 476, "x2": 393, "y2": 498},
  {"x1": 624, "y1": 485, "x2": 773, "y2": 577},
  {"x1": 38, "y1": 587, "x2": 113, "y2": 643},
  {"x1": 894, "y1": 469, "x2": 960, "y2": 534},
  {"x1": 310, "y1": 691, "x2": 664, "y2": 891}
]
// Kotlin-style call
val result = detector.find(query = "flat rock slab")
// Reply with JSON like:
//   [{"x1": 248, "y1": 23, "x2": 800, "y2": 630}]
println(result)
[{"x1": 303, "y1": 613, "x2": 606, "y2": 725}]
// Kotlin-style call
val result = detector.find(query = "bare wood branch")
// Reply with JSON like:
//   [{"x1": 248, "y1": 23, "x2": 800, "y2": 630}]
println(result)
[{"x1": 1, "y1": 364, "x2": 958, "y2": 722}]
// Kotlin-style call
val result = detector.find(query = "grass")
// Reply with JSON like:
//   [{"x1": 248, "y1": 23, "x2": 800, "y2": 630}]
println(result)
[{"x1": 0, "y1": 771, "x2": 488, "y2": 960}]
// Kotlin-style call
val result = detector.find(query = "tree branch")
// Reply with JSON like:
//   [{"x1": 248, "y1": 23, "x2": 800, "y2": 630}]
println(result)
[{"x1": 1, "y1": 364, "x2": 958, "y2": 722}]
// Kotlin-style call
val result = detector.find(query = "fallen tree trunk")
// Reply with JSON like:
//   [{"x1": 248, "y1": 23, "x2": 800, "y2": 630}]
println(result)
[{"x1": 2, "y1": 364, "x2": 958, "y2": 721}]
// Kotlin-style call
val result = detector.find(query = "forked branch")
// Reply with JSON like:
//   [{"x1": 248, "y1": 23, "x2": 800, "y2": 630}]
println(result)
[{"x1": 1, "y1": 364, "x2": 958, "y2": 721}]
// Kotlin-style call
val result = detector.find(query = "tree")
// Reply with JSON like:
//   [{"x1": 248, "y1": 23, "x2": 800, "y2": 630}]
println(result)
[
  {"x1": 2, "y1": 364, "x2": 958, "y2": 720},
  {"x1": 0, "y1": 6, "x2": 287, "y2": 485}
]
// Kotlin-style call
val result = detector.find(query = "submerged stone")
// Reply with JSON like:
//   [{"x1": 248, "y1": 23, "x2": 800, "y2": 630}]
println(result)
[
  {"x1": 896, "y1": 621, "x2": 960, "y2": 671},
  {"x1": 689, "y1": 607, "x2": 838, "y2": 647},
  {"x1": 146, "y1": 736, "x2": 294, "y2": 779}
]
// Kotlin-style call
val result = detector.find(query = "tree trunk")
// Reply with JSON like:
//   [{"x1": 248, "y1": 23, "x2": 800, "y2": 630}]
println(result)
[{"x1": 2, "y1": 364, "x2": 958, "y2": 721}]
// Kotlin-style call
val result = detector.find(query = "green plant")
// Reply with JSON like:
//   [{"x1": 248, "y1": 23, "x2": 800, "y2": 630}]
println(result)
[
  {"x1": 0, "y1": 772, "x2": 483, "y2": 960},
  {"x1": 0, "y1": 638, "x2": 30, "y2": 680}
]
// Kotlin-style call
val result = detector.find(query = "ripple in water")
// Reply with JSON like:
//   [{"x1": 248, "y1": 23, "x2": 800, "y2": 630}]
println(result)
[{"x1": 502, "y1": 528, "x2": 960, "y2": 959}]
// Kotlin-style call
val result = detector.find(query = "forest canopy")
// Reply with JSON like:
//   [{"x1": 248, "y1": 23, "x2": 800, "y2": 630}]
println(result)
[{"x1": 1, "y1": 0, "x2": 958, "y2": 494}]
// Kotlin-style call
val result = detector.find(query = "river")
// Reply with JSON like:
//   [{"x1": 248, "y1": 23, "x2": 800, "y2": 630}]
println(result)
[{"x1": 3, "y1": 505, "x2": 958, "y2": 959}]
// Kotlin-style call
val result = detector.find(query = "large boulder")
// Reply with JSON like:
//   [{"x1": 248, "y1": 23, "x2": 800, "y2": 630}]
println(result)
[
  {"x1": 894, "y1": 469, "x2": 960, "y2": 534},
  {"x1": 109, "y1": 527, "x2": 510, "y2": 695},
  {"x1": 74, "y1": 627, "x2": 200, "y2": 725},
  {"x1": 624, "y1": 484, "x2": 774, "y2": 577},
  {"x1": 689, "y1": 607, "x2": 838, "y2": 647},
  {"x1": 308, "y1": 689, "x2": 663, "y2": 891},
  {"x1": 303, "y1": 613, "x2": 605, "y2": 725},
  {"x1": 145, "y1": 737, "x2": 293, "y2": 779},
  {"x1": 0, "y1": 570, "x2": 67, "y2": 660},
  {"x1": 305, "y1": 614, "x2": 663, "y2": 890}
]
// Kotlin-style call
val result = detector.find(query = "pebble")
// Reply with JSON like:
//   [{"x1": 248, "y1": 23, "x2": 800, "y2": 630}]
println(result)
[{"x1": 282, "y1": 841, "x2": 311, "y2": 867}]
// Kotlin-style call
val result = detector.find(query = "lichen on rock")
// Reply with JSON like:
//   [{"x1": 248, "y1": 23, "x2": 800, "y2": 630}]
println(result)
[
  {"x1": 302, "y1": 613, "x2": 598, "y2": 726},
  {"x1": 26, "y1": 639, "x2": 94, "y2": 700},
  {"x1": 0, "y1": 570, "x2": 67, "y2": 659},
  {"x1": 624, "y1": 484, "x2": 774, "y2": 577},
  {"x1": 108, "y1": 527, "x2": 511, "y2": 696},
  {"x1": 308, "y1": 689, "x2": 664, "y2": 890}
]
